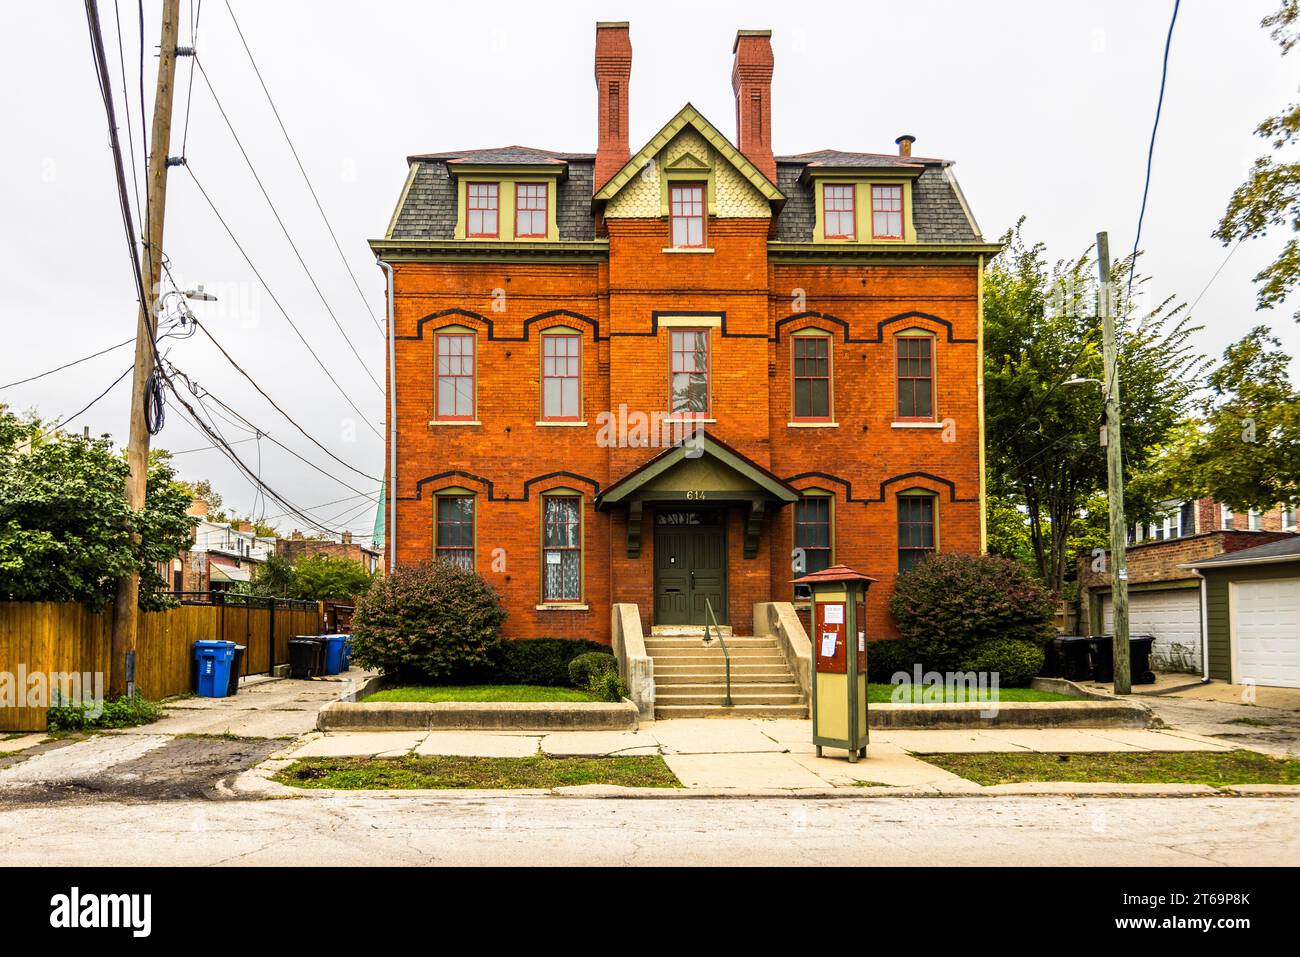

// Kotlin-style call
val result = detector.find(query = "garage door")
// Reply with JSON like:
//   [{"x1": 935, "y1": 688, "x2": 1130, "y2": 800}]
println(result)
[
  {"x1": 1102, "y1": 588, "x2": 1202, "y2": 673},
  {"x1": 1232, "y1": 579, "x2": 1300, "y2": 689}
]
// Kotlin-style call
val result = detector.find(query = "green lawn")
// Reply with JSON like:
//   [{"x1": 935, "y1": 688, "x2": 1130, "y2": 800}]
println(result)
[
  {"x1": 920, "y1": 750, "x2": 1300, "y2": 787},
  {"x1": 867, "y1": 683, "x2": 1074, "y2": 704},
  {"x1": 274, "y1": 754, "x2": 681, "y2": 790},
  {"x1": 366, "y1": 684, "x2": 600, "y2": 703}
]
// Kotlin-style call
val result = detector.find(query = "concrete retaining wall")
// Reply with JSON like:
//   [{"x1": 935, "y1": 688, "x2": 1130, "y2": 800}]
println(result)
[
  {"x1": 611, "y1": 602, "x2": 654, "y2": 719},
  {"x1": 754, "y1": 601, "x2": 811, "y2": 700},
  {"x1": 869, "y1": 699, "x2": 1153, "y2": 729},
  {"x1": 318, "y1": 699, "x2": 640, "y2": 732}
]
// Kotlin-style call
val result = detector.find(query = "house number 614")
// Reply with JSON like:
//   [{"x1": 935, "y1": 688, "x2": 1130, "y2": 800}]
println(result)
[{"x1": 685, "y1": 490, "x2": 706, "y2": 500}]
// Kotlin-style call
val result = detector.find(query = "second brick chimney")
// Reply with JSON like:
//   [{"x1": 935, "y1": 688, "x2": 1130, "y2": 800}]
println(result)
[
  {"x1": 594, "y1": 22, "x2": 632, "y2": 189},
  {"x1": 731, "y1": 30, "x2": 776, "y2": 183}
]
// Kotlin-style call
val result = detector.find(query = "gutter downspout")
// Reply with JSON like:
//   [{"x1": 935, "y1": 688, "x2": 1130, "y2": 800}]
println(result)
[
  {"x1": 377, "y1": 258, "x2": 397, "y2": 574},
  {"x1": 1193, "y1": 568, "x2": 1210, "y2": 683}
]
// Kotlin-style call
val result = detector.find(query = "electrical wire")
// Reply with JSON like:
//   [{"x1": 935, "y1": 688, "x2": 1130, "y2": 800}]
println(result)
[
  {"x1": 179, "y1": 0, "x2": 201, "y2": 156},
  {"x1": 184, "y1": 165, "x2": 384, "y2": 439},
  {"x1": 111, "y1": 0, "x2": 143, "y2": 233},
  {"x1": 1, "y1": 337, "x2": 134, "y2": 391},
  {"x1": 223, "y1": 0, "x2": 383, "y2": 336},
  {"x1": 36, "y1": 365, "x2": 134, "y2": 439},
  {"x1": 192, "y1": 55, "x2": 383, "y2": 392}
]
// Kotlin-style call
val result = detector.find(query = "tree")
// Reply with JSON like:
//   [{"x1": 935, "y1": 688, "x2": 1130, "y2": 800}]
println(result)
[
  {"x1": 1144, "y1": 327, "x2": 1300, "y2": 510},
  {"x1": 984, "y1": 221, "x2": 1207, "y2": 594},
  {"x1": 177, "y1": 477, "x2": 222, "y2": 515},
  {"x1": 0, "y1": 408, "x2": 194, "y2": 609},
  {"x1": 247, "y1": 552, "x2": 375, "y2": 601},
  {"x1": 1215, "y1": 1, "x2": 1300, "y2": 322}
]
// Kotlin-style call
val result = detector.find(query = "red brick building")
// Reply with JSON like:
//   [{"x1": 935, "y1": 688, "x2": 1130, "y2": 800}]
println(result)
[{"x1": 371, "y1": 23, "x2": 998, "y2": 644}]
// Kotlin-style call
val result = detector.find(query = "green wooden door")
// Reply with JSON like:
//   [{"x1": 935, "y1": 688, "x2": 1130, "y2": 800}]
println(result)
[{"x1": 653, "y1": 510, "x2": 727, "y2": 625}]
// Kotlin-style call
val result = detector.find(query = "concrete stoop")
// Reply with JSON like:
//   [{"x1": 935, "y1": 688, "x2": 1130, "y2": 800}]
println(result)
[{"x1": 645, "y1": 633, "x2": 808, "y2": 720}]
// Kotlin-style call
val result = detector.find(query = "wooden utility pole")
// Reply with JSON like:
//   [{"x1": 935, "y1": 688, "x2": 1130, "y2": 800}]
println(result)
[
  {"x1": 110, "y1": 0, "x2": 182, "y2": 698},
  {"x1": 1097, "y1": 232, "x2": 1131, "y2": 695}
]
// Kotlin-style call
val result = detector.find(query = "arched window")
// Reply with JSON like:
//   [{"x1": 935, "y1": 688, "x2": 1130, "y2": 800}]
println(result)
[{"x1": 897, "y1": 490, "x2": 937, "y2": 572}]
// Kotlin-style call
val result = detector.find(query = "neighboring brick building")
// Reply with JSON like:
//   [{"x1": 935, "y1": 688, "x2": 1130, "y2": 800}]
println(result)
[
  {"x1": 1078, "y1": 496, "x2": 1297, "y2": 673},
  {"x1": 370, "y1": 23, "x2": 998, "y2": 644},
  {"x1": 278, "y1": 531, "x2": 382, "y2": 575}
]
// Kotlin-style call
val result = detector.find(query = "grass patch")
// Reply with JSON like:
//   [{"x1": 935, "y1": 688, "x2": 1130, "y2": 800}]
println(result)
[
  {"x1": 1227, "y1": 717, "x2": 1275, "y2": 728},
  {"x1": 274, "y1": 754, "x2": 680, "y2": 790},
  {"x1": 920, "y1": 750, "x2": 1300, "y2": 787},
  {"x1": 867, "y1": 683, "x2": 1074, "y2": 704},
  {"x1": 366, "y1": 684, "x2": 600, "y2": 704},
  {"x1": 2, "y1": 733, "x2": 28, "y2": 742}
]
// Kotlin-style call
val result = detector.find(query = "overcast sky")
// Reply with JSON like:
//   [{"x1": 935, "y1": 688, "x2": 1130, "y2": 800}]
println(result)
[{"x1": 1, "y1": 0, "x2": 1296, "y2": 542}]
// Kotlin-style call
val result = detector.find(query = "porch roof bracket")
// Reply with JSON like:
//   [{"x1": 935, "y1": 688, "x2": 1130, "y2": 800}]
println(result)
[
  {"x1": 626, "y1": 500, "x2": 644, "y2": 559},
  {"x1": 745, "y1": 498, "x2": 766, "y2": 560}
]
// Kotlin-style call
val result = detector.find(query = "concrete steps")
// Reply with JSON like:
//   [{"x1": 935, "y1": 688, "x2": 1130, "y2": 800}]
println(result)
[{"x1": 646, "y1": 632, "x2": 808, "y2": 720}]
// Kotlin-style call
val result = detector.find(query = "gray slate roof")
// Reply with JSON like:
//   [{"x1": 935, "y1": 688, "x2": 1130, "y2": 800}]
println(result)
[
  {"x1": 389, "y1": 146, "x2": 981, "y2": 244},
  {"x1": 1186, "y1": 535, "x2": 1300, "y2": 568}
]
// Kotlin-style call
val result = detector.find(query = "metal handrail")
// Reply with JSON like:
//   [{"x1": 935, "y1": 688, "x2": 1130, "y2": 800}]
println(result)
[{"x1": 702, "y1": 598, "x2": 733, "y2": 708}]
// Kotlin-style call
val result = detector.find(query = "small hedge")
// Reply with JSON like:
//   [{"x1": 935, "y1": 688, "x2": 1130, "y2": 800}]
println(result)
[
  {"x1": 586, "y1": 669, "x2": 630, "y2": 703},
  {"x1": 568, "y1": 651, "x2": 618, "y2": 687},
  {"x1": 490, "y1": 638, "x2": 610, "y2": 686},
  {"x1": 962, "y1": 638, "x2": 1045, "y2": 688},
  {"x1": 47, "y1": 694, "x2": 162, "y2": 732}
]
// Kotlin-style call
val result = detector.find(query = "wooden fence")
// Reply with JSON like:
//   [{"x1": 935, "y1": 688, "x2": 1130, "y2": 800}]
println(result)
[{"x1": 0, "y1": 598, "x2": 324, "y2": 732}]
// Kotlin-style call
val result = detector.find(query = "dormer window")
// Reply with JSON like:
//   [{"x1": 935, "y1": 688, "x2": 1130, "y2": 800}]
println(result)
[
  {"x1": 823, "y1": 184, "x2": 855, "y2": 239},
  {"x1": 670, "y1": 183, "x2": 706, "y2": 247},
  {"x1": 871, "y1": 184, "x2": 903, "y2": 239},
  {"x1": 515, "y1": 183, "x2": 548, "y2": 238},
  {"x1": 467, "y1": 183, "x2": 499, "y2": 237}
]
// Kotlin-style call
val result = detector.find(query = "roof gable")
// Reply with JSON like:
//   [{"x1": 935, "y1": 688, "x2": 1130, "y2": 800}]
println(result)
[{"x1": 593, "y1": 103, "x2": 784, "y2": 205}]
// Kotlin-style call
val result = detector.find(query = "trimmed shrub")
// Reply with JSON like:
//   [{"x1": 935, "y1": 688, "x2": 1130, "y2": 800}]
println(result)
[
  {"x1": 888, "y1": 553, "x2": 1056, "y2": 673},
  {"x1": 866, "y1": 638, "x2": 921, "y2": 684},
  {"x1": 568, "y1": 651, "x2": 618, "y2": 688},
  {"x1": 962, "y1": 638, "x2": 1046, "y2": 688},
  {"x1": 492, "y1": 638, "x2": 610, "y2": 686},
  {"x1": 587, "y1": 669, "x2": 630, "y2": 703},
  {"x1": 350, "y1": 561, "x2": 506, "y2": 682}
]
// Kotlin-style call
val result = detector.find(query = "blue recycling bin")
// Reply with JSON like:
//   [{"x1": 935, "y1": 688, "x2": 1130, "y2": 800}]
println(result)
[
  {"x1": 339, "y1": 634, "x2": 353, "y2": 672},
  {"x1": 193, "y1": 640, "x2": 236, "y2": 698},
  {"x1": 322, "y1": 634, "x2": 347, "y2": 675}
]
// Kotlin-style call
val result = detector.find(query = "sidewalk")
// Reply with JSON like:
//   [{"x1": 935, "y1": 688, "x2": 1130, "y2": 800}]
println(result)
[{"x1": 260, "y1": 717, "x2": 1276, "y2": 797}]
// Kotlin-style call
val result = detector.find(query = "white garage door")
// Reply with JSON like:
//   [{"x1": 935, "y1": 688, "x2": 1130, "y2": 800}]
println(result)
[
  {"x1": 1102, "y1": 588, "x2": 1202, "y2": 673},
  {"x1": 1232, "y1": 579, "x2": 1300, "y2": 689}
]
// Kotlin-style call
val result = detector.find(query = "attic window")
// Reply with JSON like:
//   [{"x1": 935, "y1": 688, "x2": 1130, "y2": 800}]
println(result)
[
  {"x1": 670, "y1": 183, "x2": 705, "y2": 247},
  {"x1": 823, "y1": 184, "x2": 855, "y2": 239},
  {"x1": 871, "y1": 184, "x2": 903, "y2": 239},
  {"x1": 467, "y1": 182, "x2": 499, "y2": 237}
]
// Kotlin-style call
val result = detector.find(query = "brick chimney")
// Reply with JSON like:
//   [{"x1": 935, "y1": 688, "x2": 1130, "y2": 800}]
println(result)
[
  {"x1": 342, "y1": 531, "x2": 353, "y2": 545},
  {"x1": 236, "y1": 521, "x2": 253, "y2": 534},
  {"x1": 186, "y1": 497, "x2": 209, "y2": 518},
  {"x1": 594, "y1": 22, "x2": 632, "y2": 189},
  {"x1": 731, "y1": 30, "x2": 776, "y2": 183},
  {"x1": 896, "y1": 134, "x2": 916, "y2": 157}
]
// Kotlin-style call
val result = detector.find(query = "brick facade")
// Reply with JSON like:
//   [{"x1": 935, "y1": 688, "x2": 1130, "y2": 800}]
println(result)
[{"x1": 374, "y1": 23, "x2": 994, "y2": 644}]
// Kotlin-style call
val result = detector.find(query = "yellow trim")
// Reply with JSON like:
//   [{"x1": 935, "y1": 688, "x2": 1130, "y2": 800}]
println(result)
[
  {"x1": 454, "y1": 176, "x2": 559, "y2": 242},
  {"x1": 812, "y1": 179, "x2": 917, "y2": 245},
  {"x1": 659, "y1": 315, "x2": 722, "y2": 328},
  {"x1": 385, "y1": 163, "x2": 419, "y2": 240}
]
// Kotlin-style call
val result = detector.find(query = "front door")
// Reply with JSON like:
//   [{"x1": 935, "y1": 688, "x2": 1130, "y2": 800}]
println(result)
[{"x1": 653, "y1": 509, "x2": 727, "y2": 625}]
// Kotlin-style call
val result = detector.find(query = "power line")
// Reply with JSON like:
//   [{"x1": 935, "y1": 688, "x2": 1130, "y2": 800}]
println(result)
[
  {"x1": 167, "y1": 434, "x2": 257, "y2": 455},
  {"x1": 192, "y1": 316, "x2": 380, "y2": 481},
  {"x1": 37, "y1": 365, "x2": 134, "y2": 439},
  {"x1": 1188, "y1": 237, "x2": 1244, "y2": 316},
  {"x1": 110, "y1": 0, "x2": 143, "y2": 232},
  {"x1": 192, "y1": 55, "x2": 383, "y2": 392},
  {"x1": 1127, "y1": 0, "x2": 1181, "y2": 309},
  {"x1": 222, "y1": 0, "x2": 383, "y2": 336},
  {"x1": 179, "y1": 0, "x2": 201, "y2": 156},
  {"x1": 1, "y1": 337, "x2": 133, "y2": 391},
  {"x1": 184, "y1": 165, "x2": 383, "y2": 439}
]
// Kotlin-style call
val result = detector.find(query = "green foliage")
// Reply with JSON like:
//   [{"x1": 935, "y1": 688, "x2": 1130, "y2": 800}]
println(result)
[
  {"x1": 866, "y1": 637, "x2": 921, "y2": 683},
  {"x1": 1214, "y1": 1, "x2": 1300, "y2": 321},
  {"x1": 983, "y1": 221, "x2": 1206, "y2": 593},
  {"x1": 249, "y1": 552, "x2": 375, "y2": 601},
  {"x1": 961, "y1": 638, "x2": 1046, "y2": 688},
  {"x1": 1143, "y1": 327, "x2": 1300, "y2": 510},
  {"x1": 47, "y1": 694, "x2": 163, "y2": 732},
  {"x1": 568, "y1": 651, "x2": 619, "y2": 687},
  {"x1": 586, "y1": 668, "x2": 629, "y2": 703},
  {"x1": 984, "y1": 493, "x2": 1034, "y2": 567},
  {"x1": 0, "y1": 408, "x2": 194, "y2": 610},
  {"x1": 350, "y1": 561, "x2": 506, "y2": 681},
  {"x1": 889, "y1": 552, "x2": 1056, "y2": 673},
  {"x1": 491, "y1": 637, "x2": 610, "y2": 686}
]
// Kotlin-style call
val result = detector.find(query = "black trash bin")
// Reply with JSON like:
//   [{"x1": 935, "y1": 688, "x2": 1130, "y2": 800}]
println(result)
[
  {"x1": 289, "y1": 637, "x2": 323, "y2": 679},
  {"x1": 1052, "y1": 636, "x2": 1092, "y2": 681},
  {"x1": 1089, "y1": 634, "x2": 1157, "y2": 685},
  {"x1": 227, "y1": 644, "x2": 246, "y2": 696}
]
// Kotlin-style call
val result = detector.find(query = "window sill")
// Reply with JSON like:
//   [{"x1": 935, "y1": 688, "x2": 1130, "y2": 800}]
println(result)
[
  {"x1": 661, "y1": 247, "x2": 715, "y2": 254},
  {"x1": 891, "y1": 421, "x2": 943, "y2": 429},
  {"x1": 535, "y1": 603, "x2": 589, "y2": 611},
  {"x1": 429, "y1": 420, "x2": 481, "y2": 426},
  {"x1": 535, "y1": 420, "x2": 588, "y2": 427},
  {"x1": 788, "y1": 421, "x2": 838, "y2": 428}
]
